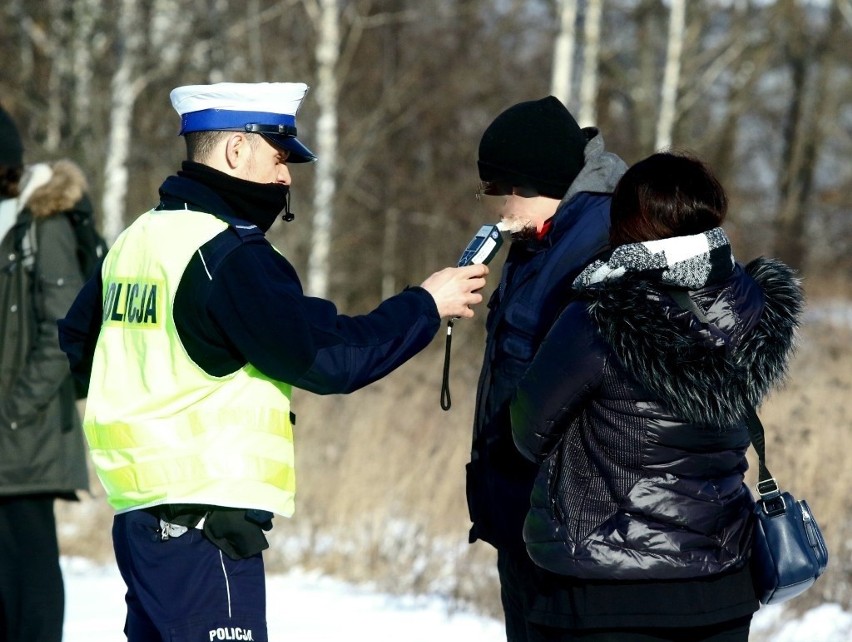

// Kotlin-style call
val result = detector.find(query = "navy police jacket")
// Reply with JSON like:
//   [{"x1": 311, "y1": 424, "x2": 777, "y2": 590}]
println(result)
[
  {"x1": 466, "y1": 130, "x2": 626, "y2": 550},
  {"x1": 59, "y1": 170, "x2": 441, "y2": 398}
]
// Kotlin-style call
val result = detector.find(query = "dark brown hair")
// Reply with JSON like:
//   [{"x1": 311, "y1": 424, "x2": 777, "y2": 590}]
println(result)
[{"x1": 609, "y1": 151, "x2": 728, "y2": 247}]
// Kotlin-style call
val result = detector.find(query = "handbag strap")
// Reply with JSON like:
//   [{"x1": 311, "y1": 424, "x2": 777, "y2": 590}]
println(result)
[
  {"x1": 743, "y1": 406, "x2": 780, "y2": 499},
  {"x1": 667, "y1": 289, "x2": 780, "y2": 500}
]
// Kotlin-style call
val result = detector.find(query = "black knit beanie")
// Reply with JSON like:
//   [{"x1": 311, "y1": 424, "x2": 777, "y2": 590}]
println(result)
[
  {"x1": 478, "y1": 96, "x2": 586, "y2": 199},
  {"x1": 0, "y1": 105, "x2": 23, "y2": 167}
]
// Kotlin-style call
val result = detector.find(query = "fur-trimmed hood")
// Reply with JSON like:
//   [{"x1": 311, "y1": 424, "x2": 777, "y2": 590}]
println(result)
[
  {"x1": 21, "y1": 160, "x2": 89, "y2": 220},
  {"x1": 586, "y1": 257, "x2": 803, "y2": 426}
]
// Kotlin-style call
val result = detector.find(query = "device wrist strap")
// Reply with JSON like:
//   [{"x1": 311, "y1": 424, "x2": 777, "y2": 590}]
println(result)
[{"x1": 440, "y1": 319, "x2": 455, "y2": 410}]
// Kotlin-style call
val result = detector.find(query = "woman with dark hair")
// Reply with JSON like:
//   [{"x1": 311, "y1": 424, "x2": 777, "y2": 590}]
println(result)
[{"x1": 509, "y1": 151, "x2": 803, "y2": 641}]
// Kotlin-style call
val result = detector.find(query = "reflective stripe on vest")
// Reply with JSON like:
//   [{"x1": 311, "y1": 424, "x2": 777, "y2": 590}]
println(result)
[{"x1": 84, "y1": 208, "x2": 295, "y2": 516}]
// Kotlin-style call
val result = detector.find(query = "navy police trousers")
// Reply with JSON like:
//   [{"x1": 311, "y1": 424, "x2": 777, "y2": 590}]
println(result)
[{"x1": 112, "y1": 509, "x2": 267, "y2": 641}]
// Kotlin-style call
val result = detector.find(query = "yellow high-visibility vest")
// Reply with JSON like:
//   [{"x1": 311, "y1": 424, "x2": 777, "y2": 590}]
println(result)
[{"x1": 84, "y1": 208, "x2": 295, "y2": 516}]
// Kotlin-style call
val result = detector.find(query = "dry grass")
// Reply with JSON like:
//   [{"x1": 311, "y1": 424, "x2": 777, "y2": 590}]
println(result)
[
  {"x1": 56, "y1": 295, "x2": 851, "y2": 623},
  {"x1": 748, "y1": 319, "x2": 852, "y2": 613}
]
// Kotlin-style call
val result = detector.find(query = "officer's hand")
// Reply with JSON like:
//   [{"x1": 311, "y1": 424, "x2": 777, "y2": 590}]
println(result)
[{"x1": 420, "y1": 264, "x2": 489, "y2": 319}]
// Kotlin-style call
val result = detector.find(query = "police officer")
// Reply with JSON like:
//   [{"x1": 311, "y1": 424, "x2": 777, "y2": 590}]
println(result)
[{"x1": 58, "y1": 82, "x2": 488, "y2": 641}]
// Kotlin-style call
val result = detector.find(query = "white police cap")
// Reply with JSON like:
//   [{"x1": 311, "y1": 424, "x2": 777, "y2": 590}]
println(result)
[{"x1": 169, "y1": 82, "x2": 317, "y2": 163}]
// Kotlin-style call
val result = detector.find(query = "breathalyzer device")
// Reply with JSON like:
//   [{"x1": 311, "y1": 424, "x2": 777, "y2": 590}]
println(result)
[
  {"x1": 441, "y1": 223, "x2": 505, "y2": 411},
  {"x1": 457, "y1": 224, "x2": 504, "y2": 267}
]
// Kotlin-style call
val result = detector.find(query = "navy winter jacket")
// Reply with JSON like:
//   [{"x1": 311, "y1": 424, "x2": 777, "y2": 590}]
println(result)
[
  {"x1": 466, "y1": 130, "x2": 627, "y2": 550},
  {"x1": 59, "y1": 167, "x2": 441, "y2": 398}
]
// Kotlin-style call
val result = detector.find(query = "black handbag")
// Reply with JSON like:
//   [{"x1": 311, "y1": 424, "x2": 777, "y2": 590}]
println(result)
[{"x1": 745, "y1": 406, "x2": 829, "y2": 605}]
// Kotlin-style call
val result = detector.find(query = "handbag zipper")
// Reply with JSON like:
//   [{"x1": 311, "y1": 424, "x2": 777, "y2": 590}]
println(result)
[{"x1": 800, "y1": 502, "x2": 818, "y2": 548}]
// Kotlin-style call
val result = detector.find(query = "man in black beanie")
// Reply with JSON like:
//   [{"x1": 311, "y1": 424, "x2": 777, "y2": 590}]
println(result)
[
  {"x1": 465, "y1": 95, "x2": 627, "y2": 641},
  {"x1": 478, "y1": 96, "x2": 587, "y2": 205}
]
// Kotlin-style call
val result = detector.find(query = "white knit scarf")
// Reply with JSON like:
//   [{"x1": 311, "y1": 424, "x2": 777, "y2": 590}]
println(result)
[{"x1": 574, "y1": 227, "x2": 735, "y2": 291}]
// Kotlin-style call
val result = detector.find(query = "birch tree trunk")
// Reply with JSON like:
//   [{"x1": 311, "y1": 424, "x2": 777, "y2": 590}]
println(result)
[
  {"x1": 632, "y1": 1, "x2": 659, "y2": 154},
  {"x1": 655, "y1": 0, "x2": 686, "y2": 150},
  {"x1": 247, "y1": 0, "x2": 266, "y2": 79},
  {"x1": 43, "y1": 0, "x2": 72, "y2": 153},
  {"x1": 150, "y1": 0, "x2": 189, "y2": 71},
  {"x1": 841, "y1": 0, "x2": 852, "y2": 25},
  {"x1": 70, "y1": 0, "x2": 101, "y2": 143},
  {"x1": 306, "y1": 0, "x2": 340, "y2": 298},
  {"x1": 578, "y1": 0, "x2": 603, "y2": 127},
  {"x1": 99, "y1": 0, "x2": 190, "y2": 243},
  {"x1": 101, "y1": 0, "x2": 143, "y2": 243},
  {"x1": 551, "y1": 0, "x2": 578, "y2": 106}
]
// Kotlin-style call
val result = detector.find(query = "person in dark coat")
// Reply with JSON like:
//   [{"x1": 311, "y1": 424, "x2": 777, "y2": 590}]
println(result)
[
  {"x1": 0, "y1": 104, "x2": 90, "y2": 642},
  {"x1": 465, "y1": 95, "x2": 627, "y2": 640},
  {"x1": 57, "y1": 82, "x2": 488, "y2": 641},
  {"x1": 510, "y1": 151, "x2": 803, "y2": 641}
]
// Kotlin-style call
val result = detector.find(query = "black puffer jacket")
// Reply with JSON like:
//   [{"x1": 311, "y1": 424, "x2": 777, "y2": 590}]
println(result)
[{"x1": 511, "y1": 258, "x2": 802, "y2": 580}]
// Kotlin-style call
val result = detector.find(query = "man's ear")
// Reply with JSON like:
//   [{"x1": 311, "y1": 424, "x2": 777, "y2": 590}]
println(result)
[{"x1": 224, "y1": 133, "x2": 249, "y2": 170}]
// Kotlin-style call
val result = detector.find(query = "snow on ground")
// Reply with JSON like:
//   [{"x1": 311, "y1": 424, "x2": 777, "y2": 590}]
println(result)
[
  {"x1": 62, "y1": 557, "x2": 852, "y2": 642},
  {"x1": 61, "y1": 557, "x2": 505, "y2": 641},
  {"x1": 750, "y1": 600, "x2": 852, "y2": 642}
]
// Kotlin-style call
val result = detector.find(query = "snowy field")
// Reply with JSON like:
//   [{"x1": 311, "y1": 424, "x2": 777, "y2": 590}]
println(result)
[
  {"x1": 61, "y1": 557, "x2": 852, "y2": 642},
  {"x1": 61, "y1": 557, "x2": 504, "y2": 641}
]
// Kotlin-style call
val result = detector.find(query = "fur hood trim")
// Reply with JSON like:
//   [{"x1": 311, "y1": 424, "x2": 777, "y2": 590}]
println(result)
[
  {"x1": 587, "y1": 257, "x2": 803, "y2": 427},
  {"x1": 23, "y1": 160, "x2": 88, "y2": 220}
]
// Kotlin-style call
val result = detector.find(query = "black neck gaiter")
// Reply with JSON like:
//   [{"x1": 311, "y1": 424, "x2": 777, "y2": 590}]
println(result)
[{"x1": 178, "y1": 161, "x2": 290, "y2": 232}]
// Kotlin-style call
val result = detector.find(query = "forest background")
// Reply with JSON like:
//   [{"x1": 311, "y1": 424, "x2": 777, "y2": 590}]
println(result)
[{"x1": 1, "y1": 0, "x2": 850, "y2": 635}]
